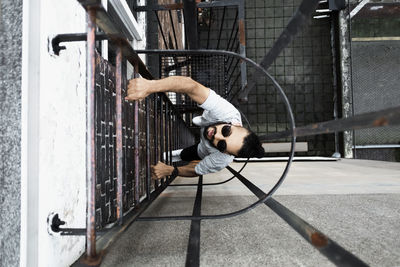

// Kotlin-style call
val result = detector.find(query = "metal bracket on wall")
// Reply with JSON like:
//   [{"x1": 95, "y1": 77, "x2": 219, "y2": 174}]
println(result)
[
  {"x1": 50, "y1": 32, "x2": 123, "y2": 56},
  {"x1": 47, "y1": 213, "x2": 109, "y2": 236}
]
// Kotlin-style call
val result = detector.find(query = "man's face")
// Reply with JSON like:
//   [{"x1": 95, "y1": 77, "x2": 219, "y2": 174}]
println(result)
[{"x1": 204, "y1": 123, "x2": 249, "y2": 156}]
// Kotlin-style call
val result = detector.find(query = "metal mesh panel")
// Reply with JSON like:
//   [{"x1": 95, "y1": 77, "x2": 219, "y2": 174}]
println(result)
[
  {"x1": 160, "y1": 54, "x2": 228, "y2": 111},
  {"x1": 198, "y1": 6, "x2": 239, "y2": 52},
  {"x1": 94, "y1": 55, "x2": 148, "y2": 227},
  {"x1": 351, "y1": 41, "x2": 400, "y2": 145},
  {"x1": 94, "y1": 53, "x2": 196, "y2": 228},
  {"x1": 95, "y1": 54, "x2": 117, "y2": 228},
  {"x1": 355, "y1": 148, "x2": 400, "y2": 162},
  {"x1": 243, "y1": 0, "x2": 336, "y2": 156}
]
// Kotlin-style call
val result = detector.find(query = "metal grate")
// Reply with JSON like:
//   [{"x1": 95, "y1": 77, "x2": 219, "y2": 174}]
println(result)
[
  {"x1": 242, "y1": 0, "x2": 336, "y2": 156},
  {"x1": 351, "y1": 40, "x2": 400, "y2": 146},
  {"x1": 160, "y1": 54, "x2": 228, "y2": 112},
  {"x1": 94, "y1": 53, "x2": 195, "y2": 228},
  {"x1": 95, "y1": 54, "x2": 118, "y2": 227}
]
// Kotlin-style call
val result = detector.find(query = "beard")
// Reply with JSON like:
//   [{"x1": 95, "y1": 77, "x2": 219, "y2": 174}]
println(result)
[
  {"x1": 203, "y1": 125, "x2": 216, "y2": 142},
  {"x1": 202, "y1": 121, "x2": 230, "y2": 147}
]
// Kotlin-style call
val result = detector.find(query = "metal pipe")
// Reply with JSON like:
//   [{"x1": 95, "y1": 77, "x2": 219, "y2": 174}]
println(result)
[
  {"x1": 133, "y1": 64, "x2": 140, "y2": 205},
  {"x1": 154, "y1": 94, "x2": 159, "y2": 188},
  {"x1": 85, "y1": 7, "x2": 97, "y2": 259},
  {"x1": 185, "y1": 175, "x2": 203, "y2": 267},
  {"x1": 183, "y1": 0, "x2": 199, "y2": 49},
  {"x1": 226, "y1": 10, "x2": 238, "y2": 50},
  {"x1": 206, "y1": 8, "x2": 213, "y2": 49},
  {"x1": 159, "y1": 96, "x2": 165, "y2": 186},
  {"x1": 168, "y1": 105, "x2": 173, "y2": 165},
  {"x1": 266, "y1": 199, "x2": 368, "y2": 266},
  {"x1": 228, "y1": 27, "x2": 238, "y2": 52},
  {"x1": 259, "y1": 106, "x2": 400, "y2": 142},
  {"x1": 169, "y1": 10, "x2": 179, "y2": 49},
  {"x1": 145, "y1": 97, "x2": 151, "y2": 199},
  {"x1": 115, "y1": 45, "x2": 123, "y2": 224},
  {"x1": 216, "y1": 7, "x2": 226, "y2": 50},
  {"x1": 165, "y1": 99, "x2": 170, "y2": 181},
  {"x1": 225, "y1": 167, "x2": 369, "y2": 266},
  {"x1": 155, "y1": 11, "x2": 169, "y2": 49}
]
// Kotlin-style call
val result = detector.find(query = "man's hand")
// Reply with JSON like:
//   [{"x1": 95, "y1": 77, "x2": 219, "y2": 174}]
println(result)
[
  {"x1": 126, "y1": 78, "x2": 153, "y2": 101},
  {"x1": 126, "y1": 76, "x2": 209, "y2": 104},
  {"x1": 151, "y1": 161, "x2": 174, "y2": 180}
]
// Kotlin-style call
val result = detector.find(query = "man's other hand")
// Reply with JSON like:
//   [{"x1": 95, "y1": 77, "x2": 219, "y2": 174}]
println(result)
[
  {"x1": 151, "y1": 161, "x2": 174, "y2": 180},
  {"x1": 126, "y1": 78, "x2": 153, "y2": 101}
]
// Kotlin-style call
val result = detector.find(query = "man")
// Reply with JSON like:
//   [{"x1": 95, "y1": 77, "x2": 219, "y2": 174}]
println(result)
[{"x1": 126, "y1": 76, "x2": 264, "y2": 179}]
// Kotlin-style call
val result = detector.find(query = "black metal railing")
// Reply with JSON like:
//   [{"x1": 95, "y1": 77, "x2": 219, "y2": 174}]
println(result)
[
  {"x1": 49, "y1": 1, "x2": 195, "y2": 265},
  {"x1": 136, "y1": 0, "x2": 247, "y2": 113},
  {"x1": 48, "y1": 1, "x2": 400, "y2": 267}
]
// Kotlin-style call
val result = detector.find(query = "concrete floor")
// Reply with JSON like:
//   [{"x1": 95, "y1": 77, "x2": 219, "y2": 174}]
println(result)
[{"x1": 101, "y1": 159, "x2": 400, "y2": 267}]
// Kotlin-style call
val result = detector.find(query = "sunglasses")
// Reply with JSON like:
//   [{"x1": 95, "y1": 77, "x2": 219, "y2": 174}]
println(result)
[{"x1": 216, "y1": 125, "x2": 232, "y2": 152}]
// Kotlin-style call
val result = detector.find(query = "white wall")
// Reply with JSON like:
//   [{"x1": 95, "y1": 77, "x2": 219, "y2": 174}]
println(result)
[
  {"x1": 22, "y1": 0, "x2": 87, "y2": 266},
  {"x1": 21, "y1": 0, "x2": 148, "y2": 266},
  {"x1": 37, "y1": 0, "x2": 87, "y2": 266}
]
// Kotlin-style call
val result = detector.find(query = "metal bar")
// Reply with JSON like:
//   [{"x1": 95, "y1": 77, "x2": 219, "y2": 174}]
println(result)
[
  {"x1": 330, "y1": 13, "x2": 341, "y2": 157},
  {"x1": 206, "y1": 8, "x2": 213, "y2": 49},
  {"x1": 59, "y1": 228, "x2": 110, "y2": 236},
  {"x1": 226, "y1": 49, "x2": 239, "y2": 75},
  {"x1": 51, "y1": 32, "x2": 110, "y2": 56},
  {"x1": 169, "y1": 10, "x2": 179, "y2": 49},
  {"x1": 237, "y1": 0, "x2": 320, "y2": 102},
  {"x1": 169, "y1": 106, "x2": 173, "y2": 176},
  {"x1": 228, "y1": 27, "x2": 239, "y2": 52},
  {"x1": 216, "y1": 7, "x2": 226, "y2": 50},
  {"x1": 160, "y1": 96, "x2": 165, "y2": 186},
  {"x1": 133, "y1": 64, "x2": 140, "y2": 205},
  {"x1": 349, "y1": 3, "x2": 400, "y2": 19},
  {"x1": 155, "y1": 11, "x2": 169, "y2": 49},
  {"x1": 154, "y1": 94, "x2": 159, "y2": 189},
  {"x1": 185, "y1": 175, "x2": 203, "y2": 267},
  {"x1": 165, "y1": 100, "x2": 170, "y2": 179},
  {"x1": 226, "y1": 9, "x2": 238, "y2": 50},
  {"x1": 145, "y1": 97, "x2": 151, "y2": 199},
  {"x1": 170, "y1": 176, "x2": 235, "y2": 187},
  {"x1": 115, "y1": 46, "x2": 123, "y2": 224},
  {"x1": 86, "y1": 7, "x2": 97, "y2": 259},
  {"x1": 237, "y1": 0, "x2": 247, "y2": 92},
  {"x1": 183, "y1": 0, "x2": 198, "y2": 49},
  {"x1": 259, "y1": 106, "x2": 400, "y2": 142},
  {"x1": 226, "y1": 73, "x2": 241, "y2": 99},
  {"x1": 227, "y1": 57, "x2": 240, "y2": 84},
  {"x1": 349, "y1": 0, "x2": 370, "y2": 19},
  {"x1": 228, "y1": 166, "x2": 368, "y2": 266},
  {"x1": 136, "y1": 149, "x2": 293, "y2": 221},
  {"x1": 77, "y1": 0, "x2": 153, "y2": 79}
]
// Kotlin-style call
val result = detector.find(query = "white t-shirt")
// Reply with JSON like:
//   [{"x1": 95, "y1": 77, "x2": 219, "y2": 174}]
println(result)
[{"x1": 193, "y1": 89, "x2": 242, "y2": 175}]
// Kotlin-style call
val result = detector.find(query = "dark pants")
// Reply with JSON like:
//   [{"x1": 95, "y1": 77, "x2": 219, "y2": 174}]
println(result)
[{"x1": 180, "y1": 143, "x2": 201, "y2": 161}]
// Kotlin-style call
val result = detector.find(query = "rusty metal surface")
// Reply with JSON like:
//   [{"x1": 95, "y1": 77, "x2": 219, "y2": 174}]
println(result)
[
  {"x1": 115, "y1": 47, "x2": 123, "y2": 223},
  {"x1": 93, "y1": 53, "x2": 195, "y2": 228},
  {"x1": 259, "y1": 106, "x2": 400, "y2": 142},
  {"x1": 86, "y1": 7, "x2": 97, "y2": 259}
]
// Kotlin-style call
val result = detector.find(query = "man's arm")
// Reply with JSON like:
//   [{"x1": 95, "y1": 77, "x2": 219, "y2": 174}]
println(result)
[
  {"x1": 126, "y1": 76, "x2": 209, "y2": 105},
  {"x1": 151, "y1": 161, "x2": 199, "y2": 179}
]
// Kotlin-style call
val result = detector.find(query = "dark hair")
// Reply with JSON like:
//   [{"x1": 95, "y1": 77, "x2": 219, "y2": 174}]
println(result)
[{"x1": 237, "y1": 131, "x2": 264, "y2": 158}]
